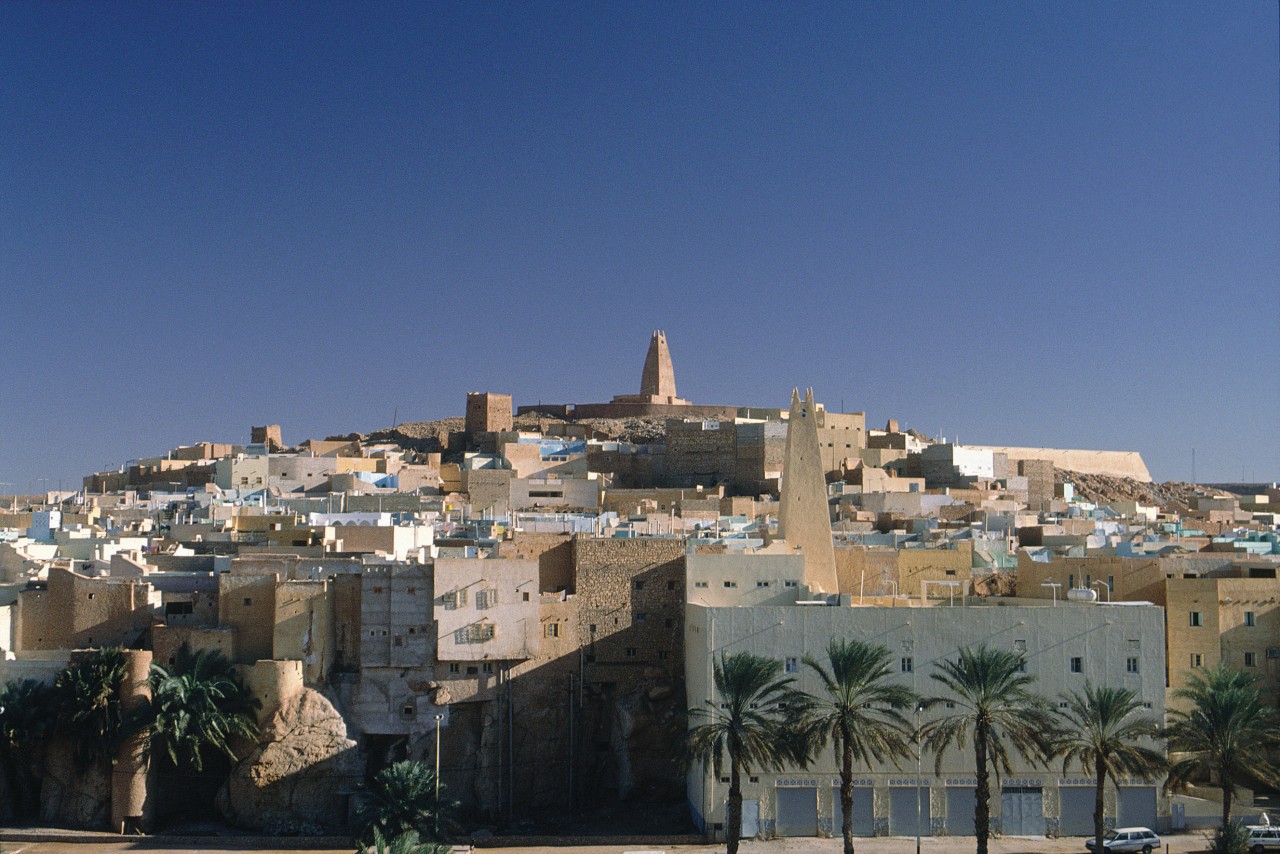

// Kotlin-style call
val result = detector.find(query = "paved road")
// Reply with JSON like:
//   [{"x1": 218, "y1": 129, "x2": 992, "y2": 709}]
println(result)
[{"x1": 0, "y1": 832, "x2": 1220, "y2": 854}]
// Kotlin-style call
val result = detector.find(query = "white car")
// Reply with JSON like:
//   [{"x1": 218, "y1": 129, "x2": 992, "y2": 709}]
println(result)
[
  {"x1": 1084, "y1": 827, "x2": 1161, "y2": 853},
  {"x1": 1248, "y1": 825, "x2": 1280, "y2": 852}
]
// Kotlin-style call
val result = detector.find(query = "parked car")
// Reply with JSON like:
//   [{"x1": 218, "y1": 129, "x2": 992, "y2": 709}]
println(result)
[
  {"x1": 1084, "y1": 827, "x2": 1161, "y2": 853},
  {"x1": 1248, "y1": 825, "x2": 1280, "y2": 852}
]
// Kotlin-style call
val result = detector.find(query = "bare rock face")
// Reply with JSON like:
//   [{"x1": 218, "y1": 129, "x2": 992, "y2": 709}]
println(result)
[
  {"x1": 39, "y1": 741, "x2": 111, "y2": 829},
  {"x1": 217, "y1": 688, "x2": 362, "y2": 835}
]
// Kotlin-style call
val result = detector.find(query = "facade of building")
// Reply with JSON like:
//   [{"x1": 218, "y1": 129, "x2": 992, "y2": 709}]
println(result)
[{"x1": 686, "y1": 600, "x2": 1168, "y2": 839}]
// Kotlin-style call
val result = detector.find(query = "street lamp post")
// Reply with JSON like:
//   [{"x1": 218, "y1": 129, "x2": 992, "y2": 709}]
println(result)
[
  {"x1": 916, "y1": 703, "x2": 924, "y2": 854},
  {"x1": 1092, "y1": 579, "x2": 1111, "y2": 602},
  {"x1": 1040, "y1": 581, "x2": 1061, "y2": 606},
  {"x1": 433, "y1": 713, "x2": 444, "y2": 835}
]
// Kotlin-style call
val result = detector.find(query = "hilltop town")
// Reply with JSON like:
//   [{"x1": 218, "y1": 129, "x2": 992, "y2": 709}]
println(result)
[{"x1": 1, "y1": 332, "x2": 1277, "y2": 841}]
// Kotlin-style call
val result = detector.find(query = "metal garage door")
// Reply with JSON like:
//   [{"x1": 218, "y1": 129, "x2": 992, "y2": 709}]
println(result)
[
  {"x1": 1001, "y1": 786, "x2": 1045, "y2": 836},
  {"x1": 945, "y1": 787, "x2": 976, "y2": 835},
  {"x1": 1059, "y1": 787, "x2": 1095, "y2": 836},
  {"x1": 740, "y1": 800, "x2": 760, "y2": 838},
  {"x1": 832, "y1": 786, "x2": 874, "y2": 837},
  {"x1": 1118, "y1": 787, "x2": 1157, "y2": 830},
  {"x1": 776, "y1": 787, "x2": 818, "y2": 837},
  {"x1": 890, "y1": 786, "x2": 931, "y2": 836}
]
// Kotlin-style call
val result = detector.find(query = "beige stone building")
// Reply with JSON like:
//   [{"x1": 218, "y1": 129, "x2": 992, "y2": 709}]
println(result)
[
  {"x1": 1164, "y1": 573, "x2": 1280, "y2": 706},
  {"x1": 15, "y1": 565, "x2": 157, "y2": 650}
]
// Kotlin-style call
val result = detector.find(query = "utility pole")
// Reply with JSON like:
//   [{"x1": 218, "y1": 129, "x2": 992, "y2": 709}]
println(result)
[{"x1": 433, "y1": 713, "x2": 444, "y2": 836}]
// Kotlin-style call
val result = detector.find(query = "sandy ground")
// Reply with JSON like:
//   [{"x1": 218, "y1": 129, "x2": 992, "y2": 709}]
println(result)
[{"x1": 0, "y1": 831, "x2": 1220, "y2": 854}]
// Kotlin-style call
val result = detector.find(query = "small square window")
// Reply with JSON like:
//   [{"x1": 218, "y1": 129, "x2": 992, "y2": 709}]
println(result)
[
  {"x1": 545, "y1": 623, "x2": 559, "y2": 638},
  {"x1": 1070, "y1": 657, "x2": 1083, "y2": 673},
  {"x1": 724, "y1": 581, "x2": 737, "y2": 589},
  {"x1": 87, "y1": 592, "x2": 95, "y2": 600},
  {"x1": 588, "y1": 624, "x2": 597, "y2": 633},
  {"x1": 694, "y1": 581, "x2": 709, "y2": 589},
  {"x1": 900, "y1": 657, "x2": 913, "y2": 673},
  {"x1": 373, "y1": 586, "x2": 383, "y2": 594},
  {"x1": 1126, "y1": 657, "x2": 1139, "y2": 673},
  {"x1": 756, "y1": 580, "x2": 770, "y2": 588},
  {"x1": 1245, "y1": 611, "x2": 1256, "y2": 627},
  {"x1": 1190, "y1": 653, "x2": 1203, "y2": 668},
  {"x1": 785, "y1": 657, "x2": 799, "y2": 673},
  {"x1": 522, "y1": 591, "x2": 530, "y2": 601},
  {"x1": 1245, "y1": 652, "x2": 1257, "y2": 667},
  {"x1": 243, "y1": 597, "x2": 252, "y2": 607},
  {"x1": 783, "y1": 580, "x2": 798, "y2": 588},
  {"x1": 625, "y1": 647, "x2": 637, "y2": 657},
  {"x1": 1190, "y1": 611, "x2": 1203, "y2": 627},
  {"x1": 482, "y1": 662, "x2": 494, "y2": 673},
  {"x1": 449, "y1": 663, "x2": 460, "y2": 673},
  {"x1": 402, "y1": 705, "x2": 415, "y2": 717}
]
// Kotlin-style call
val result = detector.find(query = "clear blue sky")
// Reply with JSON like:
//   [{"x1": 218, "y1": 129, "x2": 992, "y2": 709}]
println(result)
[{"x1": 2, "y1": 2, "x2": 1277, "y2": 490}]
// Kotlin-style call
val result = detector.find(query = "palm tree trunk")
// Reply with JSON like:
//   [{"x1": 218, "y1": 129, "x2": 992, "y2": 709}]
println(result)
[
  {"x1": 1093, "y1": 755, "x2": 1106, "y2": 854},
  {"x1": 975, "y1": 722, "x2": 989, "y2": 854},
  {"x1": 726, "y1": 758, "x2": 742, "y2": 854},
  {"x1": 1221, "y1": 773, "x2": 1233, "y2": 833},
  {"x1": 839, "y1": 734, "x2": 855, "y2": 854}
]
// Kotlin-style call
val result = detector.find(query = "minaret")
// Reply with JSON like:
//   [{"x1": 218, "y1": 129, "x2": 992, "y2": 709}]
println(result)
[
  {"x1": 639, "y1": 330, "x2": 677, "y2": 401},
  {"x1": 778, "y1": 388, "x2": 838, "y2": 593}
]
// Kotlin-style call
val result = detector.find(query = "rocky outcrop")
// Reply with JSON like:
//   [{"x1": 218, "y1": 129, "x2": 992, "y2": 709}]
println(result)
[
  {"x1": 39, "y1": 741, "x2": 111, "y2": 829},
  {"x1": 217, "y1": 688, "x2": 362, "y2": 835}
]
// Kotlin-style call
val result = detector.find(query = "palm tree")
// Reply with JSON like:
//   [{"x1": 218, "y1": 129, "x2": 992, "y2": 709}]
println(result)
[
  {"x1": 143, "y1": 647, "x2": 260, "y2": 773},
  {"x1": 0, "y1": 679, "x2": 55, "y2": 819},
  {"x1": 355, "y1": 760, "x2": 455, "y2": 846},
  {"x1": 801, "y1": 638, "x2": 917, "y2": 854},
  {"x1": 1165, "y1": 664, "x2": 1280, "y2": 831},
  {"x1": 1056, "y1": 683, "x2": 1167, "y2": 854},
  {"x1": 53, "y1": 646, "x2": 128, "y2": 770},
  {"x1": 919, "y1": 644, "x2": 1059, "y2": 854},
  {"x1": 686, "y1": 650, "x2": 808, "y2": 854},
  {"x1": 358, "y1": 827, "x2": 451, "y2": 854}
]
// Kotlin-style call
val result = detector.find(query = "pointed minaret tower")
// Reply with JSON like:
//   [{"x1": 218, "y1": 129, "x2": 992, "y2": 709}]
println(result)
[
  {"x1": 639, "y1": 330, "x2": 678, "y2": 401},
  {"x1": 778, "y1": 388, "x2": 838, "y2": 593}
]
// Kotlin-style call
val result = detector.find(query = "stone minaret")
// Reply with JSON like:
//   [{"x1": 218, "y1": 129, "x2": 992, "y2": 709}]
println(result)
[
  {"x1": 639, "y1": 330, "x2": 677, "y2": 400},
  {"x1": 778, "y1": 388, "x2": 838, "y2": 593}
]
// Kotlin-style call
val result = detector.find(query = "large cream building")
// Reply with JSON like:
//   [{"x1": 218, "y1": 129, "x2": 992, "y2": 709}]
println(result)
[{"x1": 685, "y1": 596, "x2": 1167, "y2": 840}]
